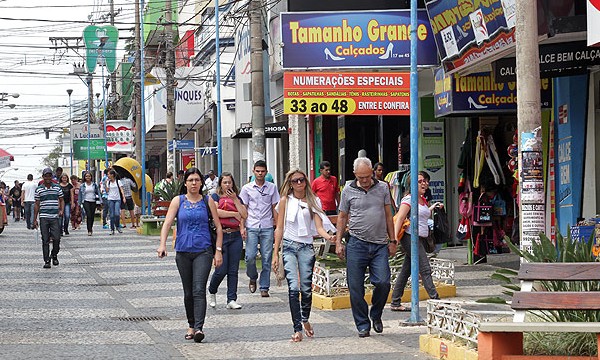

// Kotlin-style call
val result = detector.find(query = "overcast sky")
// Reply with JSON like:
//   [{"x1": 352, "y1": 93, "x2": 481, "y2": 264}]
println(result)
[{"x1": 0, "y1": 0, "x2": 135, "y2": 184}]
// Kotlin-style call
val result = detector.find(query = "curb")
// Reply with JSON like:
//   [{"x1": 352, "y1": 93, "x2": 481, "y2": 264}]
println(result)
[{"x1": 420, "y1": 334, "x2": 478, "y2": 360}]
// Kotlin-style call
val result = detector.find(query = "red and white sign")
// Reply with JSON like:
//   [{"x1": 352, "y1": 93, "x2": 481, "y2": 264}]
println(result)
[
  {"x1": 106, "y1": 120, "x2": 133, "y2": 153},
  {"x1": 589, "y1": 0, "x2": 600, "y2": 46}
]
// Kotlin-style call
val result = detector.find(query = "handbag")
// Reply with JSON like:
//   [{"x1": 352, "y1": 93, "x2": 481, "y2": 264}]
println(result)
[
  {"x1": 422, "y1": 232, "x2": 436, "y2": 253},
  {"x1": 202, "y1": 195, "x2": 217, "y2": 254},
  {"x1": 393, "y1": 211, "x2": 410, "y2": 240}
]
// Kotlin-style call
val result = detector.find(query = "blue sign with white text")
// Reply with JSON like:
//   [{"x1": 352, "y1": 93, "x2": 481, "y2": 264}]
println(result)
[
  {"x1": 281, "y1": 10, "x2": 439, "y2": 69},
  {"x1": 168, "y1": 139, "x2": 195, "y2": 151}
]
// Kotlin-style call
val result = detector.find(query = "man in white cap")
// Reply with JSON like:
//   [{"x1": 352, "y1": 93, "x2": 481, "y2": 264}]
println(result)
[{"x1": 33, "y1": 167, "x2": 64, "y2": 269}]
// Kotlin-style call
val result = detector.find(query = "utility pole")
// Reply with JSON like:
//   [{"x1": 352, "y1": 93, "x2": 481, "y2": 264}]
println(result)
[
  {"x1": 109, "y1": 0, "x2": 119, "y2": 119},
  {"x1": 516, "y1": 1, "x2": 544, "y2": 256},
  {"x1": 134, "y1": 0, "x2": 142, "y2": 162},
  {"x1": 165, "y1": 0, "x2": 176, "y2": 174},
  {"x1": 249, "y1": 0, "x2": 265, "y2": 163}
]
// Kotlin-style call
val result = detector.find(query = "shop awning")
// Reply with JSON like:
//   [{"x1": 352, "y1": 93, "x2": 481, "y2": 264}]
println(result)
[
  {"x1": 0, "y1": 149, "x2": 14, "y2": 161},
  {"x1": 231, "y1": 120, "x2": 289, "y2": 139}
]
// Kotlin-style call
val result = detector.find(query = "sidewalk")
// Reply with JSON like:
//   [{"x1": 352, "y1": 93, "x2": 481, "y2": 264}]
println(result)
[{"x1": 0, "y1": 220, "x2": 515, "y2": 359}]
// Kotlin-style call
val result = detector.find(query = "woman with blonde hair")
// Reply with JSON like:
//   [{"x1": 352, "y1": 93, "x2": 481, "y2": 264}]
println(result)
[{"x1": 272, "y1": 168, "x2": 336, "y2": 342}]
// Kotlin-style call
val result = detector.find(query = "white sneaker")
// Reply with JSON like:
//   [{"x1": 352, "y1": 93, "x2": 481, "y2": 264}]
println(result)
[
  {"x1": 227, "y1": 300, "x2": 242, "y2": 309},
  {"x1": 209, "y1": 293, "x2": 216, "y2": 308}
]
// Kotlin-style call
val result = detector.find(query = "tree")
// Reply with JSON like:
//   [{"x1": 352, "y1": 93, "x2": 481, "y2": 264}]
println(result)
[{"x1": 41, "y1": 135, "x2": 62, "y2": 170}]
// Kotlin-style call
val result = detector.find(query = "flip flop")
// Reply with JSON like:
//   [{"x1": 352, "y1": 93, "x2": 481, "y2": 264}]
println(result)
[
  {"x1": 390, "y1": 305, "x2": 411, "y2": 312},
  {"x1": 184, "y1": 332, "x2": 194, "y2": 340},
  {"x1": 291, "y1": 331, "x2": 303, "y2": 342},
  {"x1": 303, "y1": 322, "x2": 314, "y2": 338}
]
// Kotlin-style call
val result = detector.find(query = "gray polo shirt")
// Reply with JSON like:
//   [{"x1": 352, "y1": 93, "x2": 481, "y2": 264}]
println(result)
[{"x1": 339, "y1": 179, "x2": 391, "y2": 244}]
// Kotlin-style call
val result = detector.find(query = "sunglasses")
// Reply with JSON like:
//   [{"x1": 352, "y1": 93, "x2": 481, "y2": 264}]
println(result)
[{"x1": 290, "y1": 177, "x2": 306, "y2": 184}]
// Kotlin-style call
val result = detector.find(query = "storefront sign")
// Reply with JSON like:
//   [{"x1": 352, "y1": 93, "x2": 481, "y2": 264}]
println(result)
[
  {"x1": 280, "y1": 10, "x2": 438, "y2": 69},
  {"x1": 73, "y1": 139, "x2": 106, "y2": 160},
  {"x1": 106, "y1": 120, "x2": 132, "y2": 153},
  {"x1": 421, "y1": 122, "x2": 446, "y2": 205},
  {"x1": 493, "y1": 42, "x2": 600, "y2": 82},
  {"x1": 588, "y1": 0, "x2": 600, "y2": 46},
  {"x1": 425, "y1": 0, "x2": 515, "y2": 74},
  {"x1": 433, "y1": 68, "x2": 552, "y2": 117},
  {"x1": 72, "y1": 123, "x2": 104, "y2": 140},
  {"x1": 232, "y1": 121, "x2": 289, "y2": 138},
  {"x1": 284, "y1": 72, "x2": 410, "y2": 116}
]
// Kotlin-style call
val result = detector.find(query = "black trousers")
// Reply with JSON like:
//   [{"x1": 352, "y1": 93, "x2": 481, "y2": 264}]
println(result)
[{"x1": 83, "y1": 201, "x2": 96, "y2": 233}]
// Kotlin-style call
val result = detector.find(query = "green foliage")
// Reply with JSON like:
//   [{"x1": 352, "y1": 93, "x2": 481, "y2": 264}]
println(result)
[
  {"x1": 42, "y1": 135, "x2": 62, "y2": 170},
  {"x1": 153, "y1": 179, "x2": 182, "y2": 201}
]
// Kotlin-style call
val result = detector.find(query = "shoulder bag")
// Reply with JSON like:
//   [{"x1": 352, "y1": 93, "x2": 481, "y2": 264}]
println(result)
[{"x1": 202, "y1": 195, "x2": 217, "y2": 255}]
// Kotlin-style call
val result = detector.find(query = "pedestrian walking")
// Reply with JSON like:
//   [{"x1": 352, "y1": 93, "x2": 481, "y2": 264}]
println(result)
[
  {"x1": 119, "y1": 176, "x2": 138, "y2": 229},
  {"x1": 33, "y1": 167, "x2": 64, "y2": 269},
  {"x1": 21, "y1": 174, "x2": 37, "y2": 230},
  {"x1": 272, "y1": 169, "x2": 336, "y2": 342},
  {"x1": 100, "y1": 169, "x2": 110, "y2": 229},
  {"x1": 70, "y1": 175, "x2": 82, "y2": 230},
  {"x1": 58, "y1": 174, "x2": 73, "y2": 235},
  {"x1": 157, "y1": 167, "x2": 223, "y2": 343},
  {"x1": 79, "y1": 172, "x2": 100, "y2": 236},
  {"x1": 311, "y1": 160, "x2": 339, "y2": 216},
  {"x1": 335, "y1": 157, "x2": 397, "y2": 338},
  {"x1": 239, "y1": 160, "x2": 280, "y2": 297},
  {"x1": 9, "y1": 180, "x2": 22, "y2": 221},
  {"x1": 106, "y1": 170, "x2": 125, "y2": 235},
  {"x1": 208, "y1": 172, "x2": 247, "y2": 310},
  {"x1": 390, "y1": 171, "x2": 440, "y2": 311}
]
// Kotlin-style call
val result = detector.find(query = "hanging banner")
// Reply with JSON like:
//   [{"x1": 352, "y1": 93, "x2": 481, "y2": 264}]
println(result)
[
  {"x1": 589, "y1": 0, "x2": 600, "y2": 46},
  {"x1": 83, "y1": 25, "x2": 119, "y2": 73},
  {"x1": 425, "y1": 0, "x2": 515, "y2": 74},
  {"x1": 283, "y1": 71, "x2": 410, "y2": 116},
  {"x1": 280, "y1": 10, "x2": 438, "y2": 69},
  {"x1": 106, "y1": 120, "x2": 133, "y2": 153},
  {"x1": 421, "y1": 122, "x2": 446, "y2": 205}
]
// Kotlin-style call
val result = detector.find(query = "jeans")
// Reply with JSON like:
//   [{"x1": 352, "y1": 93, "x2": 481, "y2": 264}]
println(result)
[
  {"x1": 245, "y1": 227, "x2": 274, "y2": 291},
  {"x1": 102, "y1": 197, "x2": 109, "y2": 225},
  {"x1": 391, "y1": 234, "x2": 439, "y2": 306},
  {"x1": 176, "y1": 250, "x2": 213, "y2": 331},
  {"x1": 108, "y1": 200, "x2": 121, "y2": 231},
  {"x1": 61, "y1": 203, "x2": 71, "y2": 233},
  {"x1": 83, "y1": 201, "x2": 96, "y2": 233},
  {"x1": 23, "y1": 201, "x2": 34, "y2": 229},
  {"x1": 40, "y1": 217, "x2": 61, "y2": 263},
  {"x1": 282, "y1": 239, "x2": 316, "y2": 333},
  {"x1": 208, "y1": 231, "x2": 243, "y2": 302},
  {"x1": 346, "y1": 236, "x2": 391, "y2": 332}
]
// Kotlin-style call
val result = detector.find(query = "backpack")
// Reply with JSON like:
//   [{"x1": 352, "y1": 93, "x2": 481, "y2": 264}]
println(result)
[{"x1": 432, "y1": 206, "x2": 452, "y2": 244}]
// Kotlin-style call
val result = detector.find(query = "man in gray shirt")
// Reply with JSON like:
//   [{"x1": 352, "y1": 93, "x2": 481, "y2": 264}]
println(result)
[{"x1": 335, "y1": 157, "x2": 397, "y2": 338}]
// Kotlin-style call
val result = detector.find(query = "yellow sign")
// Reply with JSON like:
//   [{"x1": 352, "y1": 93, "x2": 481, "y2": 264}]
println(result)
[{"x1": 284, "y1": 98, "x2": 356, "y2": 115}]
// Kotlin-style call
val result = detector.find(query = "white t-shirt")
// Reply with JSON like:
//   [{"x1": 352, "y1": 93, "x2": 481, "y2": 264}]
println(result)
[
  {"x1": 22, "y1": 180, "x2": 37, "y2": 202},
  {"x1": 106, "y1": 179, "x2": 123, "y2": 201},
  {"x1": 401, "y1": 194, "x2": 431, "y2": 238}
]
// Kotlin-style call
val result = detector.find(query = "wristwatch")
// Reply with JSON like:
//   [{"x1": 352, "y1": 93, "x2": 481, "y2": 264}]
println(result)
[
  {"x1": 389, "y1": 239, "x2": 398, "y2": 245},
  {"x1": 216, "y1": 247, "x2": 222, "y2": 251}
]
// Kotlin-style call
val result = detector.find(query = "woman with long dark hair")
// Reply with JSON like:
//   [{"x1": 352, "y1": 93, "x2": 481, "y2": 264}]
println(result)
[
  {"x1": 157, "y1": 167, "x2": 223, "y2": 343},
  {"x1": 78, "y1": 172, "x2": 100, "y2": 236},
  {"x1": 208, "y1": 172, "x2": 247, "y2": 310},
  {"x1": 106, "y1": 170, "x2": 125, "y2": 235},
  {"x1": 272, "y1": 168, "x2": 336, "y2": 342},
  {"x1": 70, "y1": 175, "x2": 82, "y2": 230},
  {"x1": 58, "y1": 174, "x2": 73, "y2": 235}
]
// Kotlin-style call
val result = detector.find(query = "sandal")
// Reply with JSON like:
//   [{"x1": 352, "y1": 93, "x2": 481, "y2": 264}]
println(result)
[
  {"x1": 291, "y1": 331, "x2": 303, "y2": 342},
  {"x1": 303, "y1": 322, "x2": 314, "y2": 338},
  {"x1": 185, "y1": 331, "x2": 194, "y2": 340},
  {"x1": 193, "y1": 330, "x2": 205, "y2": 343},
  {"x1": 390, "y1": 305, "x2": 411, "y2": 312}
]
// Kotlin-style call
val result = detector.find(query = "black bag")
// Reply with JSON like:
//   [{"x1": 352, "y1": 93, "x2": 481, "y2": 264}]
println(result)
[
  {"x1": 202, "y1": 195, "x2": 217, "y2": 254},
  {"x1": 421, "y1": 233, "x2": 436, "y2": 253},
  {"x1": 432, "y1": 206, "x2": 452, "y2": 244}
]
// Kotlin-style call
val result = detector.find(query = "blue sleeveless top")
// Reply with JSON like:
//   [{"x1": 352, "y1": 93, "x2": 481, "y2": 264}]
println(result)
[{"x1": 175, "y1": 194, "x2": 211, "y2": 252}]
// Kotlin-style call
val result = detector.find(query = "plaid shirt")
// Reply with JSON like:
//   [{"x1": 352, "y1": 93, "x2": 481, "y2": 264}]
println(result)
[{"x1": 120, "y1": 177, "x2": 135, "y2": 199}]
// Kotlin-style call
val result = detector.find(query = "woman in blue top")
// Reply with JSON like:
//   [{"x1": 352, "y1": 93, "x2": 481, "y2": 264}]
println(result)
[{"x1": 157, "y1": 167, "x2": 223, "y2": 343}]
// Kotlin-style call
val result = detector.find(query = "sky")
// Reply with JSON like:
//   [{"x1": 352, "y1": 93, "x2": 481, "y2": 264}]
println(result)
[{"x1": 0, "y1": 0, "x2": 136, "y2": 184}]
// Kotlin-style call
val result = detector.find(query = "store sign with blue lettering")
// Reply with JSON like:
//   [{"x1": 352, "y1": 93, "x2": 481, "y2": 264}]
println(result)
[
  {"x1": 280, "y1": 10, "x2": 438, "y2": 69},
  {"x1": 433, "y1": 68, "x2": 552, "y2": 117}
]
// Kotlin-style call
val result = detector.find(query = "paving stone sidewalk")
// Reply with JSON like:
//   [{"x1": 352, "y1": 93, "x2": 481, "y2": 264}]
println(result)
[{"x1": 0, "y1": 219, "x2": 516, "y2": 359}]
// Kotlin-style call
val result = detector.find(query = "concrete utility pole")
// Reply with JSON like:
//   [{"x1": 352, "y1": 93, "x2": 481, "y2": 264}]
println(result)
[
  {"x1": 165, "y1": 0, "x2": 176, "y2": 174},
  {"x1": 134, "y1": 0, "x2": 142, "y2": 161},
  {"x1": 249, "y1": 0, "x2": 265, "y2": 163},
  {"x1": 109, "y1": 0, "x2": 119, "y2": 119},
  {"x1": 516, "y1": 1, "x2": 544, "y2": 256},
  {"x1": 289, "y1": 114, "x2": 300, "y2": 169}
]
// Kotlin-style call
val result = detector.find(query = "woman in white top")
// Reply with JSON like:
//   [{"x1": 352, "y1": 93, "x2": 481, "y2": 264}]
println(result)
[
  {"x1": 106, "y1": 170, "x2": 126, "y2": 235},
  {"x1": 78, "y1": 171, "x2": 100, "y2": 236},
  {"x1": 390, "y1": 171, "x2": 440, "y2": 312},
  {"x1": 272, "y1": 169, "x2": 336, "y2": 342}
]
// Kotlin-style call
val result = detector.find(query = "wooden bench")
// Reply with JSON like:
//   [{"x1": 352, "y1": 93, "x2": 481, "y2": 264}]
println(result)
[{"x1": 478, "y1": 262, "x2": 600, "y2": 360}]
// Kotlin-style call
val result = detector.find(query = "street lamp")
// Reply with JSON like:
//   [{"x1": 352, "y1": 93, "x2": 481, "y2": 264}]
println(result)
[
  {"x1": 0, "y1": 92, "x2": 19, "y2": 101},
  {"x1": 0, "y1": 167, "x2": 19, "y2": 181},
  {"x1": 67, "y1": 89, "x2": 73, "y2": 176},
  {"x1": 0, "y1": 117, "x2": 18, "y2": 125}
]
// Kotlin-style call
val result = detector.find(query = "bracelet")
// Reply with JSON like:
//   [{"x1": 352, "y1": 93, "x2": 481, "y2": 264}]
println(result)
[
  {"x1": 389, "y1": 239, "x2": 398, "y2": 245},
  {"x1": 216, "y1": 247, "x2": 222, "y2": 251}
]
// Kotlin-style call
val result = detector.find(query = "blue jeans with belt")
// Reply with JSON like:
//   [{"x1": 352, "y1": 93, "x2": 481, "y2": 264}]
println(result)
[
  {"x1": 282, "y1": 238, "x2": 316, "y2": 333},
  {"x1": 208, "y1": 230, "x2": 243, "y2": 302},
  {"x1": 346, "y1": 236, "x2": 391, "y2": 332},
  {"x1": 176, "y1": 249, "x2": 213, "y2": 331}
]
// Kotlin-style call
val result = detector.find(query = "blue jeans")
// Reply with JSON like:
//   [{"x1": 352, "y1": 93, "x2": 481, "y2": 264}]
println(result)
[
  {"x1": 108, "y1": 200, "x2": 121, "y2": 231},
  {"x1": 208, "y1": 231, "x2": 243, "y2": 302},
  {"x1": 102, "y1": 197, "x2": 109, "y2": 225},
  {"x1": 40, "y1": 217, "x2": 61, "y2": 263},
  {"x1": 346, "y1": 236, "x2": 391, "y2": 332},
  {"x1": 176, "y1": 250, "x2": 213, "y2": 331},
  {"x1": 282, "y1": 239, "x2": 316, "y2": 333},
  {"x1": 23, "y1": 201, "x2": 34, "y2": 229},
  {"x1": 61, "y1": 203, "x2": 71, "y2": 233},
  {"x1": 391, "y1": 234, "x2": 439, "y2": 306},
  {"x1": 245, "y1": 227, "x2": 274, "y2": 291}
]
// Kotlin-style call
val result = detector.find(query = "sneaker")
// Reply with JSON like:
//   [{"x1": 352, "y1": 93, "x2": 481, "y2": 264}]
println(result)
[
  {"x1": 52, "y1": 257, "x2": 59, "y2": 266},
  {"x1": 103, "y1": 224, "x2": 108, "y2": 229},
  {"x1": 110, "y1": 230, "x2": 115, "y2": 236},
  {"x1": 209, "y1": 293, "x2": 216, "y2": 308},
  {"x1": 117, "y1": 228, "x2": 123, "y2": 234},
  {"x1": 227, "y1": 300, "x2": 242, "y2": 310},
  {"x1": 64, "y1": 230, "x2": 69, "y2": 235},
  {"x1": 43, "y1": 261, "x2": 51, "y2": 269}
]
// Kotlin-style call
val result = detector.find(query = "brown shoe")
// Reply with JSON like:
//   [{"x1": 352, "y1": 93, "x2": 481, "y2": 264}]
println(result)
[
  {"x1": 260, "y1": 290, "x2": 269, "y2": 297},
  {"x1": 249, "y1": 280, "x2": 257, "y2": 293}
]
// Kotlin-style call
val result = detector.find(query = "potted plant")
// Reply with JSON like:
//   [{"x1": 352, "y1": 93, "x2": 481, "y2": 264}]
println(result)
[{"x1": 152, "y1": 179, "x2": 182, "y2": 216}]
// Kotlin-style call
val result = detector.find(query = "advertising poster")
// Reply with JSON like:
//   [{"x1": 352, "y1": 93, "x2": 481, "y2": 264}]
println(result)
[
  {"x1": 280, "y1": 10, "x2": 438, "y2": 69},
  {"x1": 106, "y1": 120, "x2": 133, "y2": 153},
  {"x1": 421, "y1": 122, "x2": 446, "y2": 204},
  {"x1": 181, "y1": 152, "x2": 195, "y2": 171},
  {"x1": 73, "y1": 139, "x2": 106, "y2": 160}
]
